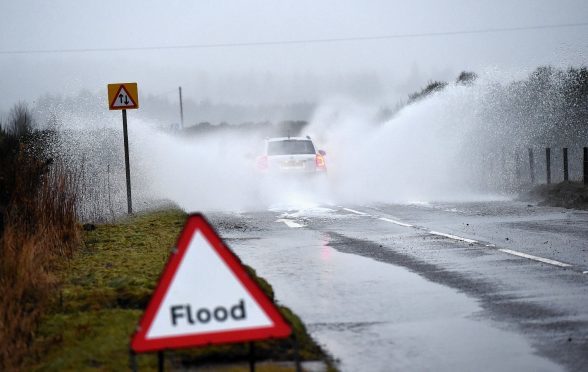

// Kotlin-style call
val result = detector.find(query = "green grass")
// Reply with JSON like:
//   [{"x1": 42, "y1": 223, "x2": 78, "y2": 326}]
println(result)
[{"x1": 28, "y1": 209, "x2": 332, "y2": 371}]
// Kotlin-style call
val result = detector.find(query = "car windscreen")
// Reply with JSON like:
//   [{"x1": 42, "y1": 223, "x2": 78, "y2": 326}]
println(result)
[{"x1": 267, "y1": 140, "x2": 316, "y2": 155}]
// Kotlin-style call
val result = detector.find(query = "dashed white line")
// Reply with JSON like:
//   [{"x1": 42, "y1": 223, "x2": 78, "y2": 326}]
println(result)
[
  {"x1": 275, "y1": 219, "x2": 305, "y2": 228},
  {"x1": 338, "y1": 206, "x2": 577, "y2": 271},
  {"x1": 342, "y1": 208, "x2": 369, "y2": 216},
  {"x1": 379, "y1": 217, "x2": 413, "y2": 227},
  {"x1": 583, "y1": 271, "x2": 588, "y2": 275},
  {"x1": 498, "y1": 248, "x2": 572, "y2": 268},
  {"x1": 429, "y1": 230, "x2": 478, "y2": 244}
]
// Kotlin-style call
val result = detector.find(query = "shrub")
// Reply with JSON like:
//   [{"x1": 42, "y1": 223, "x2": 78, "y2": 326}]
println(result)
[
  {"x1": 408, "y1": 80, "x2": 448, "y2": 103},
  {"x1": 0, "y1": 103, "x2": 81, "y2": 370}
]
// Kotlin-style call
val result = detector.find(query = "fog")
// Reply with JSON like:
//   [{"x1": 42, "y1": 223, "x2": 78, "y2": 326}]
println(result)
[
  {"x1": 2, "y1": 0, "x2": 588, "y2": 217},
  {"x1": 1, "y1": 0, "x2": 588, "y2": 111}
]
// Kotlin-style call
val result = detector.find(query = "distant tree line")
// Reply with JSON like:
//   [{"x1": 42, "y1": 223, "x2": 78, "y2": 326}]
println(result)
[
  {"x1": 406, "y1": 71, "x2": 477, "y2": 104},
  {"x1": 181, "y1": 120, "x2": 309, "y2": 138},
  {"x1": 140, "y1": 95, "x2": 315, "y2": 126}
]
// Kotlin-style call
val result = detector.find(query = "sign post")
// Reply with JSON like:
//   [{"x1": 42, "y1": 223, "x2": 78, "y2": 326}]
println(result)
[
  {"x1": 121, "y1": 109, "x2": 132, "y2": 214},
  {"x1": 131, "y1": 214, "x2": 292, "y2": 358},
  {"x1": 108, "y1": 82, "x2": 139, "y2": 214}
]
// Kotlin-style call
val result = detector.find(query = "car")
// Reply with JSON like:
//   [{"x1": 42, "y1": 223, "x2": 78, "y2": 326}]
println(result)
[{"x1": 256, "y1": 136, "x2": 327, "y2": 176}]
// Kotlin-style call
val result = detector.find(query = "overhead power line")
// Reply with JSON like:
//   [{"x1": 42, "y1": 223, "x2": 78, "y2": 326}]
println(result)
[{"x1": 1, "y1": 21, "x2": 587, "y2": 56}]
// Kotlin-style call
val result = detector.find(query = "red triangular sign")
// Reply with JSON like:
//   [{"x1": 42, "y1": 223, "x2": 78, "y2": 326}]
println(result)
[
  {"x1": 131, "y1": 214, "x2": 292, "y2": 353},
  {"x1": 110, "y1": 85, "x2": 138, "y2": 109}
]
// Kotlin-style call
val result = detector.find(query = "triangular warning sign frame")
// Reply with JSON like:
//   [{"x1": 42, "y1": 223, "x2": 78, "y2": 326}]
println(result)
[
  {"x1": 110, "y1": 84, "x2": 138, "y2": 109},
  {"x1": 131, "y1": 213, "x2": 292, "y2": 353}
]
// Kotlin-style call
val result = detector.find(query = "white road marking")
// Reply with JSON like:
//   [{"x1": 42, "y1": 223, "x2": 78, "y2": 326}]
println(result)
[
  {"x1": 275, "y1": 219, "x2": 305, "y2": 228},
  {"x1": 498, "y1": 249, "x2": 572, "y2": 268},
  {"x1": 379, "y1": 217, "x2": 413, "y2": 227},
  {"x1": 429, "y1": 230, "x2": 478, "y2": 244},
  {"x1": 340, "y1": 206, "x2": 577, "y2": 271},
  {"x1": 342, "y1": 208, "x2": 369, "y2": 216},
  {"x1": 583, "y1": 271, "x2": 588, "y2": 275}
]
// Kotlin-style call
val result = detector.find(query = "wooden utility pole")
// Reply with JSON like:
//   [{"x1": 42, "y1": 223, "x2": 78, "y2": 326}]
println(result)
[{"x1": 179, "y1": 86, "x2": 184, "y2": 129}]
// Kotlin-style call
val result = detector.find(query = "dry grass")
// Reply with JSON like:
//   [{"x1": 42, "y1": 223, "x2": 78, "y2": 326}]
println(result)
[{"x1": 0, "y1": 143, "x2": 81, "y2": 370}]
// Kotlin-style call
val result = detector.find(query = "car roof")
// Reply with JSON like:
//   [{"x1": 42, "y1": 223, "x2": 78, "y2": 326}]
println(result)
[{"x1": 266, "y1": 136, "x2": 312, "y2": 142}]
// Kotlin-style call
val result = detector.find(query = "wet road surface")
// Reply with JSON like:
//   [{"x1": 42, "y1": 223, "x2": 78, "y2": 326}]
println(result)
[{"x1": 207, "y1": 200, "x2": 588, "y2": 371}]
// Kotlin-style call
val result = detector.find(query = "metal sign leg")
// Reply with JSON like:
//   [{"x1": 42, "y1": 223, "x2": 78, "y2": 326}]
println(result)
[
  {"x1": 293, "y1": 335, "x2": 301, "y2": 372},
  {"x1": 249, "y1": 342, "x2": 256, "y2": 372},
  {"x1": 129, "y1": 348, "x2": 138, "y2": 372},
  {"x1": 158, "y1": 351, "x2": 164, "y2": 372}
]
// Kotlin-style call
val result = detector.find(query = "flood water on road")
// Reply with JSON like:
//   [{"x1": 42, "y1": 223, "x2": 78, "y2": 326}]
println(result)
[{"x1": 226, "y1": 222, "x2": 562, "y2": 372}]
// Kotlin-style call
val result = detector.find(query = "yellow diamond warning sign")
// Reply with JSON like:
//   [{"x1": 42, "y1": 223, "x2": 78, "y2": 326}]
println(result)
[{"x1": 108, "y1": 83, "x2": 139, "y2": 110}]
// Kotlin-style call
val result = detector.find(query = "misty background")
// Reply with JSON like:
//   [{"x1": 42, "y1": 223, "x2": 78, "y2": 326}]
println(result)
[
  {"x1": 1, "y1": 0, "x2": 588, "y2": 217},
  {"x1": 1, "y1": 0, "x2": 588, "y2": 122}
]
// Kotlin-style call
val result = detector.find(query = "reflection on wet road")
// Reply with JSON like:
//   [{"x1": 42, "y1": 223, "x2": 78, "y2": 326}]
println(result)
[{"x1": 211, "y1": 201, "x2": 588, "y2": 371}]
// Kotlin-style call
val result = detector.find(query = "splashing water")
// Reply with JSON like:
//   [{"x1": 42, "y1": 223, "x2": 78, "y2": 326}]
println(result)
[{"x1": 38, "y1": 69, "x2": 588, "y2": 219}]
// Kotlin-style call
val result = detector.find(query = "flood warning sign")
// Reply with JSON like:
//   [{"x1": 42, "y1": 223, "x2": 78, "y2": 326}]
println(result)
[{"x1": 130, "y1": 214, "x2": 291, "y2": 353}]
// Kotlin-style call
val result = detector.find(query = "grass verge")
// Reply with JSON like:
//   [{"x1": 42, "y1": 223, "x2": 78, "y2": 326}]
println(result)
[
  {"x1": 523, "y1": 181, "x2": 588, "y2": 210},
  {"x1": 28, "y1": 209, "x2": 334, "y2": 371}
]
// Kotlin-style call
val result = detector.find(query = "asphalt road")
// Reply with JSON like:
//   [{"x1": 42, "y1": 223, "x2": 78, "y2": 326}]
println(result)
[{"x1": 207, "y1": 199, "x2": 588, "y2": 371}]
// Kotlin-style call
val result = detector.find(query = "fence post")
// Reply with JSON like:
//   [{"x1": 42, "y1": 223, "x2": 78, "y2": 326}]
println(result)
[
  {"x1": 563, "y1": 148, "x2": 569, "y2": 181},
  {"x1": 545, "y1": 148, "x2": 551, "y2": 184},
  {"x1": 584, "y1": 147, "x2": 588, "y2": 185},
  {"x1": 515, "y1": 150, "x2": 521, "y2": 181},
  {"x1": 528, "y1": 148, "x2": 535, "y2": 184}
]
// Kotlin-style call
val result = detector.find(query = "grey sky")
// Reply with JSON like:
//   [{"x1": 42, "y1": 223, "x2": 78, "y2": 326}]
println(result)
[{"x1": 1, "y1": 0, "x2": 587, "y2": 111}]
